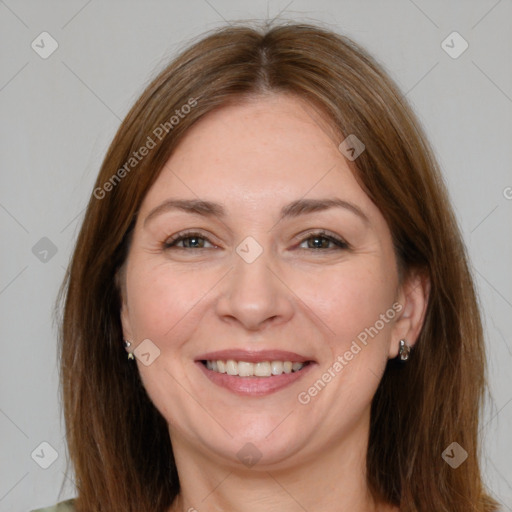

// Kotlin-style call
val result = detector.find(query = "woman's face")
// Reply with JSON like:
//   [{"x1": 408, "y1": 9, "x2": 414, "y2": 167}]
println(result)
[{"x1": 120, "y1": 93, "x2": 418, "y2": 469}]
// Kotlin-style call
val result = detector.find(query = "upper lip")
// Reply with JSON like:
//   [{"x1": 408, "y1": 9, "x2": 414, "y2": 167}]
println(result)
[{"x1": 195, "y1": 349, "x2": 314, "y2": 363}]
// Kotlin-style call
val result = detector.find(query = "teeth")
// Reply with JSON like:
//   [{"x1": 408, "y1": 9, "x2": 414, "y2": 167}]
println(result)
[
  {"x1": 204, "y1": 359, "x2": 306, "y2": 377},
  {"x1": 238, "y1": 361, "x2": 254, "y2": 377},
  {"x1": 226, "y1": 360, "x2": 238, "y2": 376},
  {"x1": 271, "y1": 361, "x2": 283, "y2": 375},
  {"x1": 254, "y1": 361, "x2": 271, "y2": 377}
]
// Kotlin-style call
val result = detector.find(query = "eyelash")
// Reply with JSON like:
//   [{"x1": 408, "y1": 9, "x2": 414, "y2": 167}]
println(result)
[{"x1": 163, "y1": 230, "x2": 349, "y2": 251}]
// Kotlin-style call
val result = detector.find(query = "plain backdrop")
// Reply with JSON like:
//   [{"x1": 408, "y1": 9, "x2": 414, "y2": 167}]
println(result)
[{"x1": 0, "y1": 1, "x2": 511, "y2": 510}]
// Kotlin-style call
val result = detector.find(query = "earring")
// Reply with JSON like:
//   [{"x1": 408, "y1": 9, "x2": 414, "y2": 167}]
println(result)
[
  {"x1": 398, "y1": 339, "x2": 411, "y2": 361},
  {"x1": 123, "y1": 340, "x2": 135, "y2": 360}
]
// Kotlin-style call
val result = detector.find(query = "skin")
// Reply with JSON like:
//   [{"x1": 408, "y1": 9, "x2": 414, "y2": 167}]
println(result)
[{"x1": 120, "y1": 93, "x2": 429, "y2": 512}]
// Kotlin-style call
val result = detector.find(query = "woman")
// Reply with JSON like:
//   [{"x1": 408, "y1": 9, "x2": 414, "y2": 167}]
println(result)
[{"x1": 33, "y1": 21, "x2": 500, "y2": 512}]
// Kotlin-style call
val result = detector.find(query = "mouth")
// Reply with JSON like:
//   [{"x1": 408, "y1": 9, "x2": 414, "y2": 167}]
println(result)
[
  {"x1": 195, "y1": 350, "x2": 316, "y2": 396},
  {"x1": 200, "y1": 359, "x2": 310, "y2": 376}
]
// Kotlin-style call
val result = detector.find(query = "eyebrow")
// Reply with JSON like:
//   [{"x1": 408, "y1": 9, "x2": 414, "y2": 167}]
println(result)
[{"x1": 143, "y1": 197, "x2": 369, "y2": 226}]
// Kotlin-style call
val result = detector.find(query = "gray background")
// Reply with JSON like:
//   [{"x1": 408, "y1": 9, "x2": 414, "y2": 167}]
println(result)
[{"x1": 0, "y1": 1, "x2": 511, "y2": 510}]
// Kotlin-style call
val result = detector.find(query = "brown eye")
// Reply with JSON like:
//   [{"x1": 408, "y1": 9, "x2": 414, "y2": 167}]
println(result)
[{"x1": 298, "y1": 231, "x2": 349, "y2": 250}]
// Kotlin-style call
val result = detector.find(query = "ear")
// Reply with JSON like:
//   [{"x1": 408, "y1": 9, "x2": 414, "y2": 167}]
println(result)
[
  {"x1": 116, "y1": 265, "x2": 134, "y2": 346},
  {"x1": 388, "y1": 269, "x2": 430, "y2": 359}
]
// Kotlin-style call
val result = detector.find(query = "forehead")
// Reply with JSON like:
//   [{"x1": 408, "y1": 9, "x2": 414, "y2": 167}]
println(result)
[{"x1": 138, "y1": 93, "x2": 373, "y2": 217}]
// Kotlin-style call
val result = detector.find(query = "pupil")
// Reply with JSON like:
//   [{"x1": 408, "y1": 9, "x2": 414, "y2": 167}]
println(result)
[
  {"x1": 186, "y1": 237, "x2": 202, "y2": 248},
  {"x1": 310, "y1": 236, "x2": 327, "y2": 249}
]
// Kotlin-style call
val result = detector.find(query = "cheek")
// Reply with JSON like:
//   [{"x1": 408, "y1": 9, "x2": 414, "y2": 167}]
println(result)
[
  {"x1": 289, "y1": 259, "x2": 398, "y2": 436},
  {"x1": 292, "y1": 257, "x2": 397, "y2": 356},
  {"x1": 125, "y1": 260, "x2": 210, "y2": 341}
]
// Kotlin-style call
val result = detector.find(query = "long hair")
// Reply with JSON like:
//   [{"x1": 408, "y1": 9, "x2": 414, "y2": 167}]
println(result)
[{"x1": 58, "y1": 21, "x2": 499, "y2": 511}]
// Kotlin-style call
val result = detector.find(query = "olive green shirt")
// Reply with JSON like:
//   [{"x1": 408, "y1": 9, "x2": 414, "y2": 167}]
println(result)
[{"x1": 31, "y1": 498, "x2": 75, "y2": 512}]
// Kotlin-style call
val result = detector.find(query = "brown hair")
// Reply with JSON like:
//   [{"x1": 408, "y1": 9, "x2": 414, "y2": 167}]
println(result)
[{"x1": 58, "y1": 21, "x2": 499, "y2": 511}]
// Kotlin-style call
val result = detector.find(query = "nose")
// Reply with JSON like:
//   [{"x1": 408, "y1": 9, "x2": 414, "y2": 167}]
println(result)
[{"x1": 215, "y1": 246, "x2": 294, "y2": 332}]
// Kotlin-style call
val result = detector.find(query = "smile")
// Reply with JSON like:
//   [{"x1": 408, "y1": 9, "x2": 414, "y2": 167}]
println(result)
[
  {"x1": 195, "y1": 350, "x2": 316, "y2": 396},
  {"x1": 202, "y1": 359, "x2": 308, "y2": 377}
]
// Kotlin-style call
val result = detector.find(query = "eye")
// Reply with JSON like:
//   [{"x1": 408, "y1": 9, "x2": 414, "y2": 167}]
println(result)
[
  {"x1": 297, "y1": 230, "x2": 349, "y2": 250},
  {"x1": 162, "y1": 230, "x2": 349, "y2": 251},
  {"x1": 163, "y1": 231, "x2": 216, "y2": 249}
]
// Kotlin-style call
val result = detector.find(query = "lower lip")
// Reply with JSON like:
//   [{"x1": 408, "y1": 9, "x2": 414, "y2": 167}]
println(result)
[{"x1": 196, "y1": 361, "x2": 316, "y2": 396}]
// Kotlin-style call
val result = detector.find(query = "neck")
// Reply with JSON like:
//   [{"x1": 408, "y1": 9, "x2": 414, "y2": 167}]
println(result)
[{"x1": 168, "y1": 410, "x2": 397, "y2": 512}]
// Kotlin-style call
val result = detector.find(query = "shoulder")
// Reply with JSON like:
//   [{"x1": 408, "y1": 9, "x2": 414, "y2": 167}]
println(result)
[{"x1": 30, "y1": 498, "x2": 76, "y2": 512}]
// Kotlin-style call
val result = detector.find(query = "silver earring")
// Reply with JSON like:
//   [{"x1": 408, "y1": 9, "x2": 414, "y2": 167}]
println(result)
[
  {"x1": 123, "y1": 340, "x2": 135, "y2": 360},
  {"x1": 398, "y1": 339, "x2": 411, "y2": 361}
]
